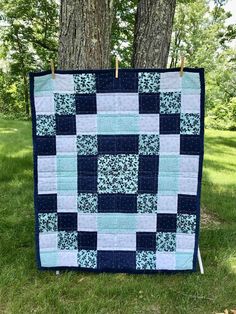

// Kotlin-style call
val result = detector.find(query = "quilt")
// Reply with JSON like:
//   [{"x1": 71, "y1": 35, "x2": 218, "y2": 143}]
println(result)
[{"x1": 29, "y1": 68, "x2": 204, "y2": 273}]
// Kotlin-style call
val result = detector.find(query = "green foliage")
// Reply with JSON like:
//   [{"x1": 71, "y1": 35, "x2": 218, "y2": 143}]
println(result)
[
  {"x1": 111, "y1": 0, "x2": 137, "y2": 67},
  {"x1": 0, "y1": 0, "x2": 58, "y2": 116},
  {"x1": 170, "y1": 0, "x2": 236, "y2": 130},
  {"x1": 206, "y1": 97, "x2": 236, "y2": 130}
]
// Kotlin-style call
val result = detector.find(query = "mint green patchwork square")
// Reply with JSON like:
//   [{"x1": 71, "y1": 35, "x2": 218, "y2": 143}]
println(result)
[
  {"x1": 182, "y1": 72, "x2": 200, "y2": 90},
  {"x1": 57, "y1": 156, "x2": 77, "y2": 175},
  {"x1": 36, "y1": 115, "x2": 56, "y2": 136},
  {"x1": 138, "y1": 72, "x2": 160, "y2": 93},
  {"x1": 74, "y1": 73, "x2": 96, "y2": 94},
  {"x1": 176, "y1": 252, "x2": 193, "y2": 270},
  {"x1": 97, "y1": 214, "x2": 136, "y2": 233},
  {"x1": 38, "y1": 213, "x2": 57, "y2": 232},
  {"x1": 78, "y1": 250, "x2": 97, "y2": 268},
  {"x1": 34, "y1": 75, "x2": 53, "y2": 96},
  {"x1": 57, "y1": 176, "x2": 77, "y2": 194},
  {"x1": 136, "y1": 251, "x2": 156, "y2": 270},
  {"x1": 40, "y1": 252, "x2": 58, "y2": 267},
  {"x1": 97, "y1": 114, "x2": 139, "y2": 134},
  {"x1": 158, "y1": 176, "x2": 179, "y2": 195},
  {"x1": 54, "y1": 93, "x2": 76, "y2": 115},
  {"x1": 77, "y1": 193, "x2": 98, "y2": 213},
  {"x1": 180, "y1": 113, "x2": 200, "y2": 135},
  {"x1": 159, "y1": 156, "x2": 180, "y2": 174}
]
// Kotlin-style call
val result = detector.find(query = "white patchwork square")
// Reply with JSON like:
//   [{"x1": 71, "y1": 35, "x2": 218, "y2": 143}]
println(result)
[
  {"x1": 97, "y1": 93, "x2": 139, "y2": 113},
  {"x1": 180, "y1": 155, "x2": 199, "y2": 177},
  {"x1": 37, "y1": 156, "x2": 56, "y2": 173},
  {"x1": 139, "y1": 114, "x2": 159, "y2": 133},
  {"x1": 56, "y1": 135, "x2": 77, "y2": 154},
  {"x1": 181, "y1": 94, "x2": 200, "y2": 113},
  {"x1": 54, "y1": 74, "x2": 75, "y2": 92},
  {"x1": 160, "y1": 135, "x2": 180, "y2": 154},
  {"x1": 35, "y1": 96, "x2": 54, "y2": 115},
  {"x1": 39, "y1": 232, "x2": 57, "y2": 251},
  {"x1": 76, "y1": 115, "x2": 97, "y2": 134},
  {"x1": 176, "y1": 234, "x2": 195, "y2": 252},
  {"x1": 38, "y1": 176, "x2": 57, "y2": 194},
  {"x1": 157, "y1": 195, "x2": 177, "y2": 213},
  {"x1": 78, "y1": 213, "x2": 97, "y2": 231},
  {"x1": 97, "y1": 233, "x2": 136, "y2": 251},
  {"x1": 116, "y1": 233, "x2": 136, "y2": 250},
  {"x1": 179, "y1": 177, "x2": 198, "y2": 195},
  {"x1": 160, "y1": 72, "x2": 181, "y2": 90},
  {"x1": 156, "y1": 252, "x2": 176, "y2": 270},
  {"x1": 136, "y1": 214, "x2": 157, "y2": 232},
  {"x1": 58, "y1": 251, "x2": 78, "y2": 267},
  {"x1": 57, "y1": 195, "x2": 77, "y2": 212}
]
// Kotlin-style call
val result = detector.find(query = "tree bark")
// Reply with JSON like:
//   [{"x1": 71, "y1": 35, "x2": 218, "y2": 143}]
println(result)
[
  {"x1": 58, "y1": 0, "x2": 114, "y2": 70},
  {"x1": 132, "y1": 0, "x2": 176, "y2": 68}
]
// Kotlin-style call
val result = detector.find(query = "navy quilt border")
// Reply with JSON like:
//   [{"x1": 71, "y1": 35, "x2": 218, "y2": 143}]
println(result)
[{"x1": 29, "y1": 67, "x2": 205, "y2": 274}]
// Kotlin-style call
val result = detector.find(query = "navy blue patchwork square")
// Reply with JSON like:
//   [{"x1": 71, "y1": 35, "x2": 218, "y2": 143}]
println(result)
[
  {"x1": 136, "y1": 232, "x2": 156, "y2": 251},
  {"x1": 160, "y1": 114, "x2": 180, "y2": 134},
  {"x1": 116, "y1": 135, "x2": 139, "y2": 154},
  {"x1": 36, "y1": 136, "x2": 56, "y2": 155},
  {"x1": 115, "y1": 251, "x2": 136, "y2": 270},
  {"x1": 117, "y1": 195, "x2": 137, "y2": 213},
  {"x1": 56, "y1": 115, "x2": 76, "y2": 135},
  {"x1": 96, "y1": 72, "x2": 114, "y2": 93},
  {"x1": 37, "y1": 194, "x2": 57, "y2": 213},
  {"x1": 98, "y1": 194, "x2": 116, "y2": 212},
  {"x1": 178, "y1": 194, "x2": 197, "y2": 214},
  {"x1": 156, "y1": 214, "x2": 177, "y2": 232},
  {"x1": 58, "y1": 213, "x2": 77, "y2": 231},
  {"x1": 77, "y1": 156, "x2": 97, "y2": 175},
  {"x1": 78, "y1": 176, "x2": 97, "y2": 192},
  {"x1": 97, "y1": 251, "x2": 115, "y2": 269},
  {"x1": 180, "y1": 135, "x2": 202, "y2": 155},
  {"x1": 78, "y1": 232, "x2": 97, "y2": 250},
  {"x1": 139, "y1": 93, "x2": 160, "y2": 114},
  {"x1": 138, "y1": 176, "x2": 158, "y2": 193},
  {"x1": 98, "y1": 136, "x2": 116, "y2": 154},
  {"x1": 139, "y1": 155, "x2": 159, "y2": 174},
  {"x1": 119, "y1": 71, "x2": 138, "y2": 92},
  {"x1": 76, "y1": 94, "x2": 97, "y2": 114}
]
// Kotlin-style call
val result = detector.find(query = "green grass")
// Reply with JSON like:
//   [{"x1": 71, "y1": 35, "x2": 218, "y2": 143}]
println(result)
[{"x1": 0, "y1": 119, "x2": 235, "y2": 314}]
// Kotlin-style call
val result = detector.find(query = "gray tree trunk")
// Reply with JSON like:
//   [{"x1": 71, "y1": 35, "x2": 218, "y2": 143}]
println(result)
[
  {"x1": 58, "y1": 0, "x2": 114, "y2": 70},
  {"x1": 132, "y1": 0, "x2": 176, "y2": 68}
]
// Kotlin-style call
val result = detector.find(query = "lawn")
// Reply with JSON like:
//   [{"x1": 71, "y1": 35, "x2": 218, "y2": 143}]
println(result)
[{"x1": 0, "y1": 118, "x2": 235, "y2": 314}]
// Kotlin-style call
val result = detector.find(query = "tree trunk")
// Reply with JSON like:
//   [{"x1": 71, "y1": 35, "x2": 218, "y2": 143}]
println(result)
[
  {"x1": 132, "y1": 0, "x2": 176, "y2": 68},
  {"x1": 58, "y1": 0, "x2": 114, "y2": 70}
]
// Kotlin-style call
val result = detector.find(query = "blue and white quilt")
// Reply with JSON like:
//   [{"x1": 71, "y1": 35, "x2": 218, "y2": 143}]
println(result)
[{"x1": 30, "y1": 68, "x2": 204, "y2": 273}]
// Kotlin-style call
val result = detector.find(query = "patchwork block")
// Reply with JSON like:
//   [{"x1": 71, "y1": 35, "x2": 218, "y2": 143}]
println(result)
[
  {"x1": 54, "y1": 93, "x2": 76, "y2": 115},
  {"x1": 74, "y1": 73, "x2": 96, "y2": 94},
  {"x1": 31, "y1": 68, "x2": 204, "y2": 273},
  {"x1": 36, "y1": 115, "x2": 56, "y2": 136}
]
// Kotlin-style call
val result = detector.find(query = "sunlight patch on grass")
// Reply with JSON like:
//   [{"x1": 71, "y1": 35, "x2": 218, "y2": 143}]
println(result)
[{"x1": 0, "y1": 127, "x2": 18, "y2": 134}]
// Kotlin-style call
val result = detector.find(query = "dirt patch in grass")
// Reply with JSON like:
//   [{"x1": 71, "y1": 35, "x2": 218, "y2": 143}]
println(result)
[{"x1": 201, "y1": 207, "x2": 222, "y2": 228}]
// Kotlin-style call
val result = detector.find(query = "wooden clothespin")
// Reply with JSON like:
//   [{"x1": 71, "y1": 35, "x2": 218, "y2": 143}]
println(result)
[
  {"x1": 51, "y1": 59, "x2": 55, "y2": 79},
  {"x1": 115, "y1": 56, "x2": 119, "y2": 79},
  {"x1": 179, "y1": 54, "x2": 185, "y2": 77}
]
